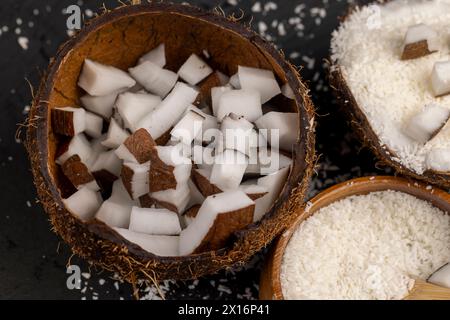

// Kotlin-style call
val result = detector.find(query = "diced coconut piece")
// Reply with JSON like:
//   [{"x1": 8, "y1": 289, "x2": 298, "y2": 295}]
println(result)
[
  {"x1": 115, "y1": 128, "x2": 156, "y2": 164},
  {"x1": 116, "y1": 92, "x2": 161, "y2": 131},
  {"x1": 63, "y1": 187, "x2": 103, "y2": 221},
  {"x1": 195, "y1": 72, "x2": 223, "y2": 107},
  {"x1": 192, "y1": 145, "x2": 216, "y2": 171},
  {"x1": 253, "y1": 167, "x2": 290, "y2": 222},
  {"x1": 91, "y1": 150, "x2": 122, "y2": 177},
  {"x1": 90, "y1": 135, "x2": 108, "y2": 155},
  {"x1": 183, "y1": 205, "x2": 200, "y2": 227},
  {"x1": 171, "y1": 109, "x2": 205, "y2": 145},
  {"x1": 110, "y1": 179, "x2": 139, "y2": 206},
  {"x1": 255, "y1": 112, "x2": 299, "y2": 151},
  {"x1": 129, "y1": 207, "x2": 182, "y2": 236},
  {"x1": 52, "y1": 107, "x2": 86, "y2": 137},
  {"x1": 428, "y1": 263, "x2": 450, "y2": 289},
  {"x1": 187, "y1": 179, "x2": 205, "y2": 208},
  {"x1": 221, "y1": 113, "x2": 258, "y2": 156},
  {"x1": 426, "y1": 149, "x2": 450, "y2": 172},
  {"x1": 84, "y1": 111, "x2": 103, "y2": 138},
  {"x1": 216, "y1": 71, "x2": 230, "y2": 86},
  {"x1": 101, "y1": 118, "x2": 130, "y2": 149},
  {"x1": 217, "y1": 89, "x2": 262, "y2": 122},
  {"x1": 258, "y1": 148, "x2": 293, "y2": 175},
  {"x1": 178, "y1": 54, "x2": 213, "y2": 86},
  {"x1": 186, "y1": 105, "x2": 219, "y2": 143},
  {"x1": 179, "y1": 190, "x2": 255, "y2": 255},
  {"x1": 114, "y1": 228, "x2": 179, "y2": 257},
  {"x1": 431, "y1": 61, "x2": 450, "y2": 97},
  {"x1": 151, "y1": 184, "x2": 190, "y2": 214},
  {"x1": 129, "y1": 61, "x2": 178, "y2": 98},
  {"x1": 404, "y1": 104, "x2": 450, "y2": 144},
  {"x1": 402, "y1": 24, "x2": 439, "y2": 60},
  {"x1": 96, "y1": 200, "x2": 133, "y2": 228},
  {"x1": 78, "y1": 59, "x2": 136, "y2": 96},
  {"x1": 138, "y1": 43, "x2": 166, "y2": 67},
  {"x1": 228, "y1": 73, "x2": 241, "y2": 89},
  {"x1": 239, "y1": 180, "x2": 269, "y2": 200},
  {"x1": 61, "y1": 155, "x2": 99, "y2": 191},
  {"x1": 238, "y1": 66, "x2": 281, "y2": 103},
  {"x1": 137, "y1": 82, "x2": 198, "y2": 139},
  {"x1": 210, "y1": 149, "x2": 248, "y2": 191},
  {"x1": 80, "y1": 91, "x2": 121, "y2": 119},
  {"x1": 121, "y1": 162, "x2": 150, "y2": 200},
  {"x1": 192, "y1": 168, "x2": 222, "y2": 197},
  {"x1": 56, "y1": 134, "x2": 92, "y2": 165},
  {"x1": 211, "y1": 86, "x2": 232, "y2": 117},
  {"x1": 281, "y1": 83, "x2": 295, "y2": 99}
]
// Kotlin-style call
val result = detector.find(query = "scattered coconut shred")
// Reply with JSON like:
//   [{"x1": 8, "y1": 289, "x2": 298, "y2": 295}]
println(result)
[
  {"x1": 331, "y1": 0, "x2": 450, "y2": 174},
  {"x1": 280, "y1": 191, "x2": 450, "y2": 300}
]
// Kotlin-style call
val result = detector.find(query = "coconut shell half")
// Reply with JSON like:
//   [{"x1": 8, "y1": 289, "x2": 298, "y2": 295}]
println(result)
[
  {"x1": 25, "y1": 2, "x2": 315, "y2": 282},
  {"x1": 329, "y1": 2, "x2": 450, "y2": 189}
]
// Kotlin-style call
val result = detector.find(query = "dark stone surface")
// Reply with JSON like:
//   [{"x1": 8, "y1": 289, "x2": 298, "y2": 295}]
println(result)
[{"x1": 0, "y1": 0, "x2": 382, "y2": 300}]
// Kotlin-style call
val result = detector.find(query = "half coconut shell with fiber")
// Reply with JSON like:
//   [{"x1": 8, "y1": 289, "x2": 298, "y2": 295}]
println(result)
[
  {"x1": 329, "y1": 0, "x2": 450, "y2": 189},
  {"x1": 25, "y1": 3, "x2": 315, "y2": 281}
]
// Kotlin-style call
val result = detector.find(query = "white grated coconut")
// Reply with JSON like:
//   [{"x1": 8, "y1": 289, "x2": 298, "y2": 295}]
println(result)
[
  {"x1": 280, "y1": 191, "x2": 450, "y2": 300},
  {"x1": 331, "y1": 0, "x2": 450, "y2": 174}
]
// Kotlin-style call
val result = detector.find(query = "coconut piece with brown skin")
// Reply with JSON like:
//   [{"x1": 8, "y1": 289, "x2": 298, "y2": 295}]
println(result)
[
  {"x1": 115, "y1": 128, "x2": 156, "y2": 164},
  {"x1": 192, "y1": 168, "x2": 222, "y2": 197},
  {"x1": 56, "y1": 134, "x2": 93, "y2": 165},
  {"x1": 26, "y1": 2, "x2": 315, "y2": 281},
  {"x1": 61, "y1": 155, "x2": 99, "y2": 191},
  {"x1": 404, "y1": 104, "x2": 450, "y2": 144},
  {"x1": 194, "y1": 71, "x2": 226, "y2": 107},
  {"x1": 187, "y1": 179, "x2": 205, "y2": 208},
  {"x1": 52, "y1": 107, "x2": 86, "y2": 137},
  {"x1": 121, "y1": 161, "x2": 150, "y2": 200},
  {"x1": 182, "y1": 204, "x2": 201, "y2": 227},
  {"x1": 151, "y1": 184, "x2": 191, "y2": 214},
  {"x1": 129, "y1": 207, "x2": 182, "y2": 236},
  {"x1": 179, "y1": 190, "x2": 255, "y2": 255},
  {"x1": 401, "y1": 24, "x2": 439, "y2": 61},
  {"x1": 239, "y1": 180, "x2": 269, "y2": 201},
  {"x1": 90, "y1": 150, "x2": 122, "y2": 191},
  {"x1": 210, "y1": 149, "x2": 248, "y2": 191}
]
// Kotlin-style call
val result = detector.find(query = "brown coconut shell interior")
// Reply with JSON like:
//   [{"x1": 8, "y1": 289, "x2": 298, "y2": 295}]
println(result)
[
  {"x1": 329, "y1": 1, "x2": 450, "y2": 189},
  {"x1": 26, "y1": 3, "x2": 315, "y2": 281}
]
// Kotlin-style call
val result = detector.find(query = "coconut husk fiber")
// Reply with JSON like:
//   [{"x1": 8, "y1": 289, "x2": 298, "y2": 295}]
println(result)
[{"x1": 25, "y1": 2, "x2": 316, "y2": 282}]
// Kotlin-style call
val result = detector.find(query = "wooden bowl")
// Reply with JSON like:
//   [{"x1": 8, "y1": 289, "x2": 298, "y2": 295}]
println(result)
[
  {"x1": 24, "y1": 3, "x2": 316, "y2": 282},
  {"x1": 259, "y1": 176, "x2": 450, "y2": 300}
]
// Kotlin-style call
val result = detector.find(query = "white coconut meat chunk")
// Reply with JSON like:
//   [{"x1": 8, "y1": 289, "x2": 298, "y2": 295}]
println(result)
[
  {"x1": 152, "y1": 144, "x2": 192, "y2": 184},
  {"x1": 137, "y1": 82, "x2": 198, "y2": 139},
  {"x1": 238, "y1": 66, "x2": 281, "y2": 103},
  {"x1": 187, "y1": 179, "x2": 205, "y2": 208},
  {"x1": 253, "y1": 166, "x2": 290, "y2": 222},
  {"x1": 52, "y1": 107, "x2": 86, "y2": 137},
  {"x1": 63, "y1": 187, "x2": 103, "y2": 221},
  {"x1": 211, "y1": 86, "x2": 232, "y2": 117},
  {"x1": 90, "y1": 150, "x2": 122, "y2": 177},
  {"x1": 216, "y1": 71, "x2": 230, "y2": 85},
  {"x1": 217, "y1": 89, "x2": 262, "y2": 122},
  {"x1": 110, "y1": 179, "x2": 139, "y2": 206},
  {"x1": 121, "y1": 162, "x2": 150, "y2": 200},
  {"x1": 402, "y1": 24, "x2": 439, "y2": 60},
  {"x1": 78, "y1": 59, "x2": 136, "y2": 96},
  {"x1": 129, "y1": 207, "x2": 182, "y2": 236},
  {"x1": 210, "y1": 149, "x2": 248, "y2": 191},
  {"x1": 192, "y1": 145, "x2": 216, "y2": 171},
  {"x1": 95, "y1": 200, "x2": 133, "y2": 229},
  {"x1": 258, "y1": 148, "x2": 293, "y2": 175},
  {"x1": 221, "y1": 113, "x2": 258, "y2": 156},
  {"x1": 426, "y1": 149, "x2": 450, "y2": 172},
  {"x1": 114, "y1": 228, "x2": 180, "y2": 257},
  {"x1": 84, "y1": 111, "x2": 103, "y2": 138},
  {"x1": 129, "y1": 61, "x2": 178, "y2": 98},
  {"x1": 428, "y1": 263, "x2": 450, "y2": 289},
  {"x1": 228, "y1": 73, "x2": 241, "y2": 89},
  {"x1": 151, "y1": 184, "x2": 191, "y2": 214},
  {"x1": 239, "y1": 180, "x2": 269, "y2": 200},
  {"x1": 171, "y1": 109, "x2": 205, "y2": 145},
  {"x1": 80, "y1": 91, "x2": 121, "y2": 119},
  {"x1": 56, "y1": 134, "x2": 93, "y2": 165},
  {"x1": 255, "y1": 111, "x2": 299, "y2": 151},
  {"x1": 179, "y1": 190, "x2": 255, "y2": 255},
  {"x1": 101, "y1": 118, "x2": 130, "y2": 149},
  {"x1": 281, "y1": 83, "x2": 295, "y2": 99},
  {"x1": 186, "y1": 105, "x2": 219, "y2": 143},
  {"x1": 177, "y1": 54, "x2": 213, "y2": 86},
  {"x1": 116, "y1": 92, "x2": 161, "y2": 131},
  {"x1": 431, "y1": 61, "x2": 450, "y2": 97},
  {"x1": 138, "y1": 43, "x2": 166, "y2": 67},
  {"x1": 404, "y1": 104, "x2": 450, "y2": 144}
]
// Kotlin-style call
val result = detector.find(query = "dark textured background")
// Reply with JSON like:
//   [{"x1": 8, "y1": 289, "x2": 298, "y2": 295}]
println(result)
[{"x1": 0, "y1": 0, "x2": 382, "y2": 300}]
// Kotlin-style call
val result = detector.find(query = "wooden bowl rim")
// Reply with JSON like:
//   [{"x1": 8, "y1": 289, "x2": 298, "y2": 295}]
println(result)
[
  {"x1": 260, "y1": 176, "x2": 450, "y2": 300},
  {"x1": 26, "y1": 2, "x2": 316, "y2": 276}
]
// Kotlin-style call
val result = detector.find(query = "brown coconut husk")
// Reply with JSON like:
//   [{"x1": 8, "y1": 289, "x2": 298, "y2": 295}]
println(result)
[
  {"x1": 25, "y1": 2, "x2": 316, "y2": 282},
  {"x1": 329, "y1": 1, "x2": 450, "y2": 189}
]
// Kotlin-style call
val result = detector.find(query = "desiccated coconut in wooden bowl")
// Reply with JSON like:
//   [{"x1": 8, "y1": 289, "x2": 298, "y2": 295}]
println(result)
[
  {"x1": 330, "y1": 0, "x2": 450, "y2": 188},
  {"x1": 25, "y1": 2, "x2": 315, "y2": 282}
]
